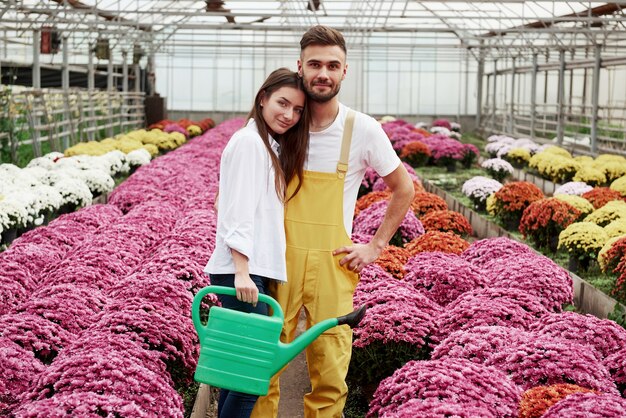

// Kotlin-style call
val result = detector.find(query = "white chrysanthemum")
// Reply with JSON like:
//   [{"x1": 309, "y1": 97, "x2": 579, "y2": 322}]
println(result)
[
  {"x1": 450, "y1": 122, "x2": 461, "y2": 132},
  {"x1": 430, "y1": 126, "x2": 451, "y2": 136},
  {"x1": 101, "y1": 150, "x2": 127, "y2": 175},
  {"x1": 0, "y1": 176, "x2": 15, "y2": 195},
  {"x1": 462, "y1": 176, "x2": 504, "y2": 202},
  {"x1": 6, "y1": 190, "x2": 43, "y2": 224},
  {"x1": 79, "y1": 169, "x2": 115, "y2": 195},
  {"x1": 50, "y1": 166, "x2": 85, "y2": 183},
  {"x1": 32, "y1": 185, "x2": 64, "y2": 212},
  {"x1": 11, "y1": 170, "x2": 42, "y2": 189},
  {"x1": 485, "y1": 141, "x2": 512, "y2": 156},
  {"x1": 26, "y1": 157, "x2": 55, "y2": 170},
  {"x1": 54, "y1": 157, "x2": 82, "y2": 170},
  {"x1": 481, "y1": 158, "x2": 514, "y2": 174},
  {"x1": 414, "y1": 122, "x2": 429, "y2": 129},
  {"x1": 487, "y1": 135, "x2": 515, "y2": 143},
  {"x1": 53, "y1": 178, "x2": 93, "y2": 207},
  {"x1": 495, "y1": 138, "x2": 539, "y2": 158},
  {"x1": 22, "y1": 166, "x2": 50, "y2": 183},
  {"x1": 554, "y1": 181, "x2": 594, "y2": 196},
  {"x1": 0, "y1": 199, "x2": 29, "y2": 230},
  {"x1": 449, "y1": 131, "x2": 462, "y2": 140},
  {"x1": 126, "y1": 148, "x2": 151, "y2": 167},
  {"x1": 0, "y1": 163, "x2": 21, "y2": 175},
  {"x1": 42, "y1": 151, "x2": 65, "y2": 161},
  {"x1": 88, "y1": 156, "x2": 115, "y2": 175}
]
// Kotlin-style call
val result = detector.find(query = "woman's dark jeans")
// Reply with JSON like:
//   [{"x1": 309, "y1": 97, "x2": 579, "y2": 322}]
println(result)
[{"x1": 209, "y1": 273, "x2": 270, "y2": 418}]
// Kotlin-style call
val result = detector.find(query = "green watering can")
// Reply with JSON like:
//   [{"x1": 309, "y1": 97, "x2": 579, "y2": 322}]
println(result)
[{"x1": 192, "y1": 285, "x2": 367, "y2": 396}]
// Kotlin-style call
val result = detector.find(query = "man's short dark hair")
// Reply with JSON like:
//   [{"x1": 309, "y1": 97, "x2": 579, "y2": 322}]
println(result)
[{"x1": 300, "y1": 25, "x2": 346, "y2": 55}]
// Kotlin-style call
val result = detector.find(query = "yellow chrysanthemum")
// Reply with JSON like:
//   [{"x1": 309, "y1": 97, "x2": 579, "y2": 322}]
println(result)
[
  {"x1": 595, "y1": 154, "x2": 626, "y2": 164},
  {"x1": 142, "y1": 144, "x2": 159, "y2": 156},
  {"x1": 611, "y1": 175, "x2": 626, "y2": 197},
  {"x1": 572, "y1": 166, "x2": 607, "y2": 186},
  {"x1": 553, "y1": 194, "x2": 594, "y2": 216},
  {"x1": 507, "y1": 148, "x2": 531, "y2": 161},
  {"x1": 486, "y1": 193, "x2": 497, "y2": 216},
  {"x1": 559, "y1": 221, "x2": 609, "y2": 257},
  {"x1": 541, "y1": 146, "x2": 572, "y2": 158},
  {"x1": 604, "y1": 219, "x2": 626, "y2": 239},
  {"x1": 598, "y1": 161, "x2": 626, "y2": 182},
  {"x1": 187, "y1": 125, "x2": 202, "y2": 137},
  {"x1": 379, "y1": 115, "x2": 396, "y2": 123},
  {"x1": 584, "y1": 200, "x2": 626, "y2": 227},
  {"x1": 574, "y1": 155, "x2": 594, "y2": 164},
  {"x1": 598, "y1": 234, "x2": 626, "y2": 272}
]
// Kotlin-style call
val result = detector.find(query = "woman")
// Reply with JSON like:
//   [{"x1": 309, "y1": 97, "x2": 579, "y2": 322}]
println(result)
[{"x1": 204, "y1": 68, "x2": 309, "y2": 418}]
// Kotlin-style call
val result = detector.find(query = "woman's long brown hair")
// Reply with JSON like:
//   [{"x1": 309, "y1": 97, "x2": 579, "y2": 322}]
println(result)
[{"x1": 247, "y1": 68, "x2": 309, "y2": 201}]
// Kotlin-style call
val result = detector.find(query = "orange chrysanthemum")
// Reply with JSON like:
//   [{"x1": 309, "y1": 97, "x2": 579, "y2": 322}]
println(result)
[
  {"x1": 374, "y1": 245, "x2": 410, "y2": 279},
  {"x1": 411, "y1": 192, "x2": 448, "y2": 217},
  {"x1": 404, "y1": 231, "x2": 470, "y2": 256},
  {"x1": 354, "y1": 191, "x2": 391, "y2": 217},
  {"x1": 421, "y1": 210, "x2": 473, "y2": 236},
  {"x1": 582, "y1": 187, "x2": 624, "y2": 209},
  {"x1": 519, "y1": 384, "x2": 596, "y2": 418}
]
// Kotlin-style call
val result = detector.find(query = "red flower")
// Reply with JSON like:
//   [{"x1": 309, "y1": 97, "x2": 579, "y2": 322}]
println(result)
[
  {"x1": 411, "y1": 192, "x2": 448, "y2": 217},
  {"x1": 582, "y1": 187, "x2": 624, "y2": 209},
  {"x1": 354, "y1": 191, "x2": 390, "y2": 217},
  {"x1": 421, "y1": 210, "x2": 472, "y2": 236},
  {"x1": 404, "y1": 231, "x2": 470, "y2": 256},
  {"x1": 400, "y1": 141, "x2": 431, "y2": 167},
  {"x1": 519, "y1": 198, "x2": 581, "y2": 250},
  {"x1": 519, "y1": 384, "x2": 596, "y2": 418},
  {"x1": 375, "y1": 245, "x2": 410, "y2": 279}
]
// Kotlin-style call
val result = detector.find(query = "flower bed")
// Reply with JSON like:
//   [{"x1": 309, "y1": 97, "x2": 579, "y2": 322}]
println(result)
[{"x1": 0, "y1": 119, "x2": 239, "y2": 416}]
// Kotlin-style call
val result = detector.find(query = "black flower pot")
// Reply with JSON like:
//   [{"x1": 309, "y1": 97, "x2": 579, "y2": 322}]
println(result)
[
  {"x1": 548, "y1": 235, "x2": 559, "y2": 253},
  {"x1": 568, "y1": 255, "x2": 590, "y2": 273},
  {"x1": 503, "y1": 217, "x2": 520, "y2": 231},
  {"x1": 1, "y1": 228, "x2": 17, "y2": 246},
  {"x1": 57, "y1": 203, "x2": 76, "y2": 215}
]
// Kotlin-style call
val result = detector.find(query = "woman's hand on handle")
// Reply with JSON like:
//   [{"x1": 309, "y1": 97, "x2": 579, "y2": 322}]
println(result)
[
  {"x1": 230, "y1": 248, "x2": 259, "y2": 306},
  {"x1": 234, "y1": 272, "x2": 259, "y2": 306}
]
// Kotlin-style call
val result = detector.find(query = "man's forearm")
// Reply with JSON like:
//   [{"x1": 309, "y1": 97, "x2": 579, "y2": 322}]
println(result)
[{"x1": 369, "y1": 183, "x2": 414, "y2": 251}]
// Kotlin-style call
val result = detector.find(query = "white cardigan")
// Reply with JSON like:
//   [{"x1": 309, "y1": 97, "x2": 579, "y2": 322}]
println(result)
[{"x1": 204, "y1": 119, "x2": 287, "y2": 282}]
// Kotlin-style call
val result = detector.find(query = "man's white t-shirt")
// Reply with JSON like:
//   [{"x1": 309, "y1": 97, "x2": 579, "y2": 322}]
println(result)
[{"x1": 305, "y1": 103, "x2": 401, "y2": 235}]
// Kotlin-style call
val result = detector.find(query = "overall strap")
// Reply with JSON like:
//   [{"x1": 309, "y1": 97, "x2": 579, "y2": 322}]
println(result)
[{"x1": 336, "y1": 110, "x2": 356, "y2": 179}]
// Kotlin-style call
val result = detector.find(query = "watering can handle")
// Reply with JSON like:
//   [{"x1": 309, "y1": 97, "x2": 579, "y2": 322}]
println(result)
[{"x1": 192, "y1": 285, "x2": 285, "y2": 340}]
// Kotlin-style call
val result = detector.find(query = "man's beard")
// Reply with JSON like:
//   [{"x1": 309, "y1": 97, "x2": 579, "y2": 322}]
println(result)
[{"x1": 305, "y1": 80, "x2": 340, "y2": 103}]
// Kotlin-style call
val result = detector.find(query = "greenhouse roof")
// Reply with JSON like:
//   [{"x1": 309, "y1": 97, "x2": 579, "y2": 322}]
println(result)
[{"x1": 3, "y1": 1, "x2": 626, "y2": 59}]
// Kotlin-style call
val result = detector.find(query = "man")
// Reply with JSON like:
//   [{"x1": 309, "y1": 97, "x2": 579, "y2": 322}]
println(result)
[{"x1": 252, "y1": 25, "x2": 414, "y2": 417}]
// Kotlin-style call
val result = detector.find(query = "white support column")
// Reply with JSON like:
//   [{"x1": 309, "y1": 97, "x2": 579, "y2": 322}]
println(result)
[
  {"x1": 33, "y1": 30, "x2": 41, "y2": 89},
  {"x1": 62, "y1": 36, "x2": 69, "y2": 90},
  {"x1": 557, "y1": 50, "x2": 566, "y2": 144},
  {"x1": 464, "y1": 50, "x2": 469, "y2": 116},
  {"x1": 492, "y1": 60, "x2": 498, "y2": 131},
  {"x1": 134, "y1": 64, "x2": 141, "y2": 92},
  {"x1": 591, "y1": 44, "x2": 602, "y2": 154},
  {"x1": 88, "y1": 45, "x2": 95, "y2": 91},
  {"x1": 509, "y1": 57, "x2": 516, "y2": 133},
  {"x1": 147, "y1": 52, "x2": 155, "y2": 96},
  {"x1": 122, "y1": 51, "x2": 128, "y2": 93},
  {"x1": 530, "y1": 53, "x2": 538, "y2": 138},
  {"x1": 107, "y1": 58, "x2": 114, "y2": 91}
]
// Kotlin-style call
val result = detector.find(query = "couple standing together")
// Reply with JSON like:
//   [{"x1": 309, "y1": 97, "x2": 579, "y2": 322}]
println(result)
[{"x1": 205, "y1": 25, "x2": 415, "y2": 418}]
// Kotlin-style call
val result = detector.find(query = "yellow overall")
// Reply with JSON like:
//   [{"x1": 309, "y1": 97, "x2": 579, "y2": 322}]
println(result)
[{"x1": 251, "y1": 111, "x2": 359, "y2": 418}]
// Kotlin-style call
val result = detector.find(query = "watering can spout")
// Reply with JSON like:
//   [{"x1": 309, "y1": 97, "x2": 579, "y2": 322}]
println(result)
[{"x1": 273, "y1": 305, "x2": 367, "y2": 375}]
